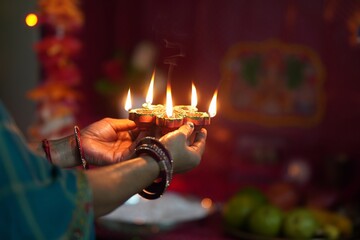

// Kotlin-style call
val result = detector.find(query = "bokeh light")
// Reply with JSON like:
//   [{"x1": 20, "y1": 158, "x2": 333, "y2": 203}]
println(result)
[
  {"x1": 25, "y1": 13, "x2": 38, "y2": 27},
  {"x1": 201, "y1": 197, "x2": 213, "y2": 209}
]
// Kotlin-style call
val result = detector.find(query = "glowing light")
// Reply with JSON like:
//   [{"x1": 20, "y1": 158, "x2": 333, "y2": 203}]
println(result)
[
  {"x1": 166, "y1": 82, "x2": 173, "y2": 117},
  {"x1": 124, "y1": 88, "x2": 132, "y2": 111},
  {"x1": 191, "y1": 83, "x2": 198, "y2": 108},
  {"x1": 201, "y1": 198, "x2": 213, "y2": 209},
  {"x1": 25, "y1": 13, "x2": 38, "y2": 27},
  {"x1": 208, "y1": 90, "x2": 218, "y2": 117},
  {"x1": 146, "y1": 70, "x2": 155, "y2": 105}
]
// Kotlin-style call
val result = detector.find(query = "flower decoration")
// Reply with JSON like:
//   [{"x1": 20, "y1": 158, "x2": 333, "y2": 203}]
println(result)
[
  {"x1": 35, "y1": 36, "x2": 82, "y2": 63},
  {"x1": 39, "y1": 0, "x2": 83, "y2": 32},
  {"x1": 28, "y1": 0, "x2": 84, "y2": 140},
  {"x1": 35, "y1": 36, "x2": 82, "y2": 85}
]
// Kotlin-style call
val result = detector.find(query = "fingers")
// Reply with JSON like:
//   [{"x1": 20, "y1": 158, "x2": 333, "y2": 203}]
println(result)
[
  {"x1": 177, "y1": 122, "x2": 195, "y2": 139},
  {"x1": 194, "y1": 128, "x2": 207, "y2": 143},
  {"x1": 191, "y1": 128, "x2": 207, "y2": 155}
]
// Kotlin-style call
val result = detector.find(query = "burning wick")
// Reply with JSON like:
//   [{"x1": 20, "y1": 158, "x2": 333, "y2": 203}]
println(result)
[
  {"x1": 208, "y1": 90, "x2": 218, "y2": 118},
  {"x1": 125, "y1": 88, "x2": 132, "y2": 111},
  {"x1": 126, "y1": 87, "x2": 157, "y2": 130},
  {"x1": 173, "y1": 82, "x2": 198, "y2": 114},
  {"x1": 191, "y1": 82, "x2": 197, "y2": 109},
  {"x1": 143, "y1": 71, "x2": 155, "y2": 109},
  {"x1": 166, "y1": 81, "x2": 173, "y2": 118},
  {"x1": 142, "y1": 71, "x2": 164, "y2": 111},
  {"x1": 124, "y1": 72, "x2": 218, "y2": 134},
  {"x1": 156, "y1": 82, "x2": 184, "y2": 133},
  {"x1": 184, "y1": 88, "x2": 217, "y2": 130}
]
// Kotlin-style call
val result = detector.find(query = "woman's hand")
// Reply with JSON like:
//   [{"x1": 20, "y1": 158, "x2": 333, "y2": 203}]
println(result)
[
  {"x1": 159, "y1": 122, "x2": 207, "y2": 173},
  {"x1": 80, "y1": 118, "x2": 207, "y2": 171},
  {"x1": 86, "y1": 122, "x2": 207, "y2": 217},
  {"x1": 81, "y1": 118, "x2": 137, "y2": 165}
]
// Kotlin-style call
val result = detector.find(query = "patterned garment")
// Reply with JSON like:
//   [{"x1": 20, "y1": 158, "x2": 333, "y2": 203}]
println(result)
[{"x1": 0, "y1": 101, "x2": 94, "y2": 239}]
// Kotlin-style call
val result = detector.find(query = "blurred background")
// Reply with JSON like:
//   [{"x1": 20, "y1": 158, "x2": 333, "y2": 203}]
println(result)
[{"x1": 1, "y1": 0, "x2": 360, "y2": 238}]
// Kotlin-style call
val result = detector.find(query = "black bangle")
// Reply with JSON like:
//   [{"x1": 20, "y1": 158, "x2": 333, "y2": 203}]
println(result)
[{"x1": 131, "y1": 137, "x2": 173, "y2": 199}]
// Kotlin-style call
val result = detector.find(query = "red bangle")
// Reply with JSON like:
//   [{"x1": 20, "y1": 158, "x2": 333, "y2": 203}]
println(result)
[
  {"x1": 74, "y1": 126, "x2": 89, "y2": 170},
  {"x1": 42, "y1": 139, "x2": 53, "y2": 164}
]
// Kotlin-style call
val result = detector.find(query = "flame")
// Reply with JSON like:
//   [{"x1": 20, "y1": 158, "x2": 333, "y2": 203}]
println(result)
[
  {"x1": 146, "y1": 70, "x2": 155, "y2": 105},
  {"x1": 166, "y1": 82, "x2": 173, "y2": 117},
  {"x1": 191, "y1": 83, "x2": 198, "y2": 108},
  {"x1": 124, "y1": 88, "x2": 132, "y2": 111},
  {"x1": 208, "y1": 90, "x2": 217, "y2": 117}
]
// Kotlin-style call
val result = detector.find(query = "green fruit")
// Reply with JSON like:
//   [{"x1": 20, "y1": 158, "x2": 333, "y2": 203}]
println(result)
[
  {"x1": 283, "y1": 208, "x2": 318, "y2": 239},
  {"x1": 223, "y1": 187, "x2": 267, "y2": 229},
  {"x1": 323, "y1": 224, "x2": 340, "y2": 240},
  {"x1": 223, "y1": 195, "x2": 257, "y2": 229},
  {"x1": 236, "y1": 186, "x2": 268, "y2": 204},
  {"x1": 248, "y1": 205, "x2": 283, "y2": 237}
]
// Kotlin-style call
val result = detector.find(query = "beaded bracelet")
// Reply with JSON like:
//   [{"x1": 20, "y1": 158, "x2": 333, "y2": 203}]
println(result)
[
  {"x1": 74, "y1": 126, "x2": 89, "y2": 170},
  {"x1": 42, "y1": 139, "x2": 53, "y2": 164},
  {"x1": 131, "y1": 137, "x2": 173, "y2": 199}
]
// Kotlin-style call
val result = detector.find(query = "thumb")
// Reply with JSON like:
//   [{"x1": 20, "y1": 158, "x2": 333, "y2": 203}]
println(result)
[
  {"x1": 177, "y1": 122, "x2": 195, "y2": 139},
  {"x1": 105, "y1": 118, "x2": 137, "y2": 131}
]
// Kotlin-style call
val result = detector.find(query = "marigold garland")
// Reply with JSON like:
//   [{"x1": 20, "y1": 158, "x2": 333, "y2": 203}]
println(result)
[{"x1": 28, "y1": 0, "x2": 83, "y2": 140}]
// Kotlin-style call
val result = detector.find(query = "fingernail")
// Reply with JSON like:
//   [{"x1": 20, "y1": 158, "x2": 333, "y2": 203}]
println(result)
[{"x1": 187, "y1": 122, "x2": 194, "y2": 128}]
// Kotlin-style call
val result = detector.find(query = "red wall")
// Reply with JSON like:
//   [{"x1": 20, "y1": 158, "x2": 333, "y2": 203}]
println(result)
[{"x1": 80, "y1": 0, "x2": 360, "y2": 201}]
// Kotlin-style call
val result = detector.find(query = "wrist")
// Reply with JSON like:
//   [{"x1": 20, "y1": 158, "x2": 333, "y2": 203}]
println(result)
[
  {"x1": 40, "y1": 126, "x2": 89, "y2": 169},
  {"x1": 131, "y1": 137, "x2": 173, "y2": 199}
]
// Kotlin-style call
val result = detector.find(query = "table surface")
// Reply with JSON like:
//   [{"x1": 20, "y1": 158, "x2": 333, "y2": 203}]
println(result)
[{"x1": 96, "y1": 211, "x2": 238, "y2": 240}]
